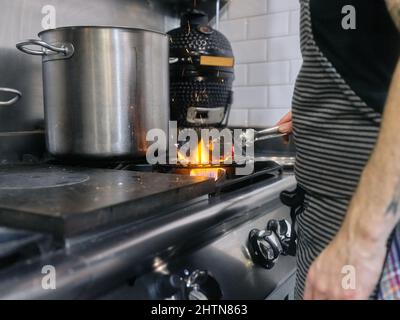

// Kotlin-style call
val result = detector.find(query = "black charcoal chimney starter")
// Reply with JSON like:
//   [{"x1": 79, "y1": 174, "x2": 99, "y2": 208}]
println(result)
[{"x1": 168, "y1": 10, "x2": 235, "y2": 128}]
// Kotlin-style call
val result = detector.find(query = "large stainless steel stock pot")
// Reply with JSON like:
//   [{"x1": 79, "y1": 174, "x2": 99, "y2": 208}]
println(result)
[{"x1": 17, "y1": 26, "x2": 169, "y2": 159}]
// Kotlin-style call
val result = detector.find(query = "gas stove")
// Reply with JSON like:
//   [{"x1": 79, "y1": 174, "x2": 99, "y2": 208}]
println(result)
[{"x1": 0, "y1": 160, "x2": 296, "y2": 300}]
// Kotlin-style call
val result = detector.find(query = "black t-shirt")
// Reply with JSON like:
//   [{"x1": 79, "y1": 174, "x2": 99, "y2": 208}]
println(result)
[{"x1": 310, "y1": 0, "x2": 400, "y2": 114}]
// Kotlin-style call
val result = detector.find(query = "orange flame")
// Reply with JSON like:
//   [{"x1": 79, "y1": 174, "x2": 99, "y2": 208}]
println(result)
[
  {"x1": 190, "y1": 168, "x2": 225, "y2": 181},
  {"x1": 177, "y1": 139, "x2": 228, "y2": 181}
]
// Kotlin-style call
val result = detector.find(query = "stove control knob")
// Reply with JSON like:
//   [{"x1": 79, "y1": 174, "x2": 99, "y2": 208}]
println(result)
[
  {"x1": 248, "y1": 228, "x2": 283, "y2": 269},
  {"x1": 267, "y1": 219, "x2": 293, "y2": 256},
  {"x1": 182, "y1": 269, "x2": 222, "y2": 300}
]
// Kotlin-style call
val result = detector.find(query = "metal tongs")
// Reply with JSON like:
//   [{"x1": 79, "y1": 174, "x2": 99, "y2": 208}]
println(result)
[{"x1": 240, "y1": 126, "x2": 287, "y2": 147}]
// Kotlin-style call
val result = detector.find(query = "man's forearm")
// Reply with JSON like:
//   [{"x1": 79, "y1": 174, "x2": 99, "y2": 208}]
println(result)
[
  {"x1": 341, "y1": 61, "x2": 400, "y2": 246},
  {"x1": 341, "y1": 1, "x2": 400, "y2": 244}
]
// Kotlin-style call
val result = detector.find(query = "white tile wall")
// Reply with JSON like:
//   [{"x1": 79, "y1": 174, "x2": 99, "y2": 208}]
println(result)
[
  {"x1": 248, "y1": 13, "x2": 289, "y2": 39},
  {"x1": 248, "y1": 108, "x2": 288, "y2": 127},
  {"x1": 290, "y1": 59, "x2": 303, "y2": 83},
  {"x1": 228, "y1": 0, "x2": 268, "y2": 19},
  {"x1": 267, "y1": 36, "x2": 302, "y2": 61},
  {"x1": 219, "y1": 19, "x2": 247, "y2": 41},
  {"x1": 231, "y1": 40, "x2": 267, "y2": 63},
  {"x1": 234, "y1": 64, "x2": 248, "y2": 86},
  {"x1": 233, "y1": 87, "x2": 268, "y2": 109},
  {"x1": 267, "y1": 0, "x2": 301, "y2": 13},
  {"x1": 218, "y1": 0, "x2": 302, "y2": 128},
  {"x1": 269, "y1": 85, "x2": 295, "y2": 108},
  {"x1": 248, "y1": 62, "x2": 290, "y2": 85}
]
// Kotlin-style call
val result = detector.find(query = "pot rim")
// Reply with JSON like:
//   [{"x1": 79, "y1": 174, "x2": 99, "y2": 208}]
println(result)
[{"x1": 38, "y1": 25, "x2": 167, "y2": 37}]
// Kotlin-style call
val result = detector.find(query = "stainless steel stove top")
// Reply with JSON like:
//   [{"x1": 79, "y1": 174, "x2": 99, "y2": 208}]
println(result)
[
  {"x1": 0, "y1": 162, "x2": 296, "y2": 300},
  {"x1": 0, "y1": 165, "x2": 215, "y2": 237}
]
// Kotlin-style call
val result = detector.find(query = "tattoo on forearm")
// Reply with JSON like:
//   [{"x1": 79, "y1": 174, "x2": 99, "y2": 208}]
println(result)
[
  {"x1": 386, "y1": 0, "x2": 400, "y2": 31},
  {"x1": 385, "y1": 181, "x2": 400, "y2": 217}
]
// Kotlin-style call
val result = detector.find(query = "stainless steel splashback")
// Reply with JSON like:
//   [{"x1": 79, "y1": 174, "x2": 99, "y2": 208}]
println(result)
[{"x1": 0, "y1": 0, "x2": 178, "y2": 133}]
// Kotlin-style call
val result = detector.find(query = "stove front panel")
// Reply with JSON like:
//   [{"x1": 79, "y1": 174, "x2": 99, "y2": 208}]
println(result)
[
  {"x1": 102, "y1": 177, "x2": 297, "y2": 300},
  {"x1": 160, "y1": 203, "x2": 297, "y2": 300}
]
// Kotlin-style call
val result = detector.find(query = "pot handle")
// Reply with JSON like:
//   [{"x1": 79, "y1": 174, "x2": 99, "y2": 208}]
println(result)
[
  {"x1": 0, "y1": 88, "x2": 22, "y2": 107},
  {"x1": 16, "y1": 39, "x2": 71, "y2": 56}
]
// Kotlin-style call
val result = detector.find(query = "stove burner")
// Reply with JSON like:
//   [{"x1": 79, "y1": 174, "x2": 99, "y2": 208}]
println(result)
[
  {"x1": 125, "y1": 161, "x2": 283, "y2": 194},
  {"x1": 45, "y1": 159, "x2": 283, "y2": 194}
]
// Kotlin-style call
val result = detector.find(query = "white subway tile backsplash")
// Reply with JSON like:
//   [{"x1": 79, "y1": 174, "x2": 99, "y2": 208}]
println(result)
[
  {"x1": 269, "y1": 85, "x2": 295, "y2": 108},
  {"x1": 248, "y1": 61, "x2": 290, "y2": 85},
  {"x1": 228, "y1": 0, "x2": 268, "y2": 19},
  {"x1": 267, "y1": 35, "x2": 301, "y2": 61},
  {"x1": 289, "y1": 10, "x2": 300, "y2": 35},
  {"x1": 233, "y1": 64, "x2": 247, "y2": 87},
  {"x1": 267, "y1": 0, "x2": 300, "y2": 13},
  {"x1": 232, "y1": 87, "x2": 268, "y2": 109},
  {"x1": 248, "y1": 109, "x2": 289, "y2": 128},
  {"x1": 290, "y1": 59, "x2": 303, "y2": 83},
  {"x1": 248, "y1": 13, "x2": 289, "y2": 39},
  {"x1": 232, "y1": 40, "x2": 267, "y2": 63},
  {"x1": 217, "y1": 0, "x2": 301, "y2": 127},
  {"x1": 220, "y1": 19, "x2": 247, "y2": 41},
  {"x1": 228, "y1": 109, "x2": 249, "y2": 127}
]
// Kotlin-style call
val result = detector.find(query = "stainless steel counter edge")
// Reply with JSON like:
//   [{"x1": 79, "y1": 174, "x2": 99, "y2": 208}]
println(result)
[{"x1": 0, "y1": 175, "x2": 296, "y2": 299}]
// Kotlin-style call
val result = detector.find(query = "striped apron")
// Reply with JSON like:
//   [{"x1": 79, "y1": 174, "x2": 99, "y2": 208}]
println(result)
[{"x1": 292, "y1": 0, "x2": 399, "y2": 299}]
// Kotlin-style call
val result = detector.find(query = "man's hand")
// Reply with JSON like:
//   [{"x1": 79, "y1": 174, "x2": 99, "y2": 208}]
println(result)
[
  {"x1": 304, "y1": 228, "x2": 387, "y2": 300},
  {"x1": 276, "y1": 111, "x2": 293, "y2": 144},
  {"x1": 276, "y1": 111, "x2": 293, "y2": 134}
]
